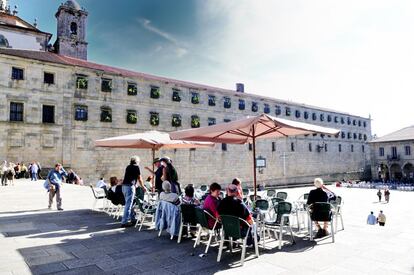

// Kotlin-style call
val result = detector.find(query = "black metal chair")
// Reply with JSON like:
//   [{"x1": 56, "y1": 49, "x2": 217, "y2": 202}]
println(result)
[{"x1": 308, "y1": 202, "x2": 335, "y2": 242}]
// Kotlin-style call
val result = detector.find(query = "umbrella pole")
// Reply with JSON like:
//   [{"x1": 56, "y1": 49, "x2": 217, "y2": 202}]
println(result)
[
  {"x1": 253, "y1": 131, "x2": 257, "y2": 201},
  {"x1": 152, "y1": 149, "x2": 155, "y2": 192}
]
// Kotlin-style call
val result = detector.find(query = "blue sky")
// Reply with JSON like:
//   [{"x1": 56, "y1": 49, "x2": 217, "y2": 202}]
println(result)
[{"x1": 12, "y1": 0, "x2": 414, "y2": 137}]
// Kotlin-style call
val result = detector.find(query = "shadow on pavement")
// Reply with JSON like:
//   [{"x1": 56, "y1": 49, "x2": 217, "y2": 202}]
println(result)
[{"x1": 0, "y1": 209, "x2": 319, "y2": 274}]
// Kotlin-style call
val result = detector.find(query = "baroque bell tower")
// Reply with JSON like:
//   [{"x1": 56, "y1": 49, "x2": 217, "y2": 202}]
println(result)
[{"x1": 54, "y1": 0, "x2": 88, "y2": 60}]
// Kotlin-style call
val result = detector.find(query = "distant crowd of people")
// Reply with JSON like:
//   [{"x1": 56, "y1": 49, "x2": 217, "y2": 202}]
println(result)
[{"x1": 1, "y1": 161, "x2": 43, "y2": 185}]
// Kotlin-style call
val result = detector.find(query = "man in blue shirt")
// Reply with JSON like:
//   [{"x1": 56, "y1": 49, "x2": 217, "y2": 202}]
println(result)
[
  {"x1": 367, "y1": 211, "x2": 376, "y2": 225},
  {"x1": 47, "y1": 163, "x2": 68, "y2": 211}
]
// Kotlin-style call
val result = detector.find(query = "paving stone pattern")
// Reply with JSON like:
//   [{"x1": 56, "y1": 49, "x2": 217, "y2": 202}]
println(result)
[{"x1": 0, "y1": 179, "x2": 413, "y2": 274}]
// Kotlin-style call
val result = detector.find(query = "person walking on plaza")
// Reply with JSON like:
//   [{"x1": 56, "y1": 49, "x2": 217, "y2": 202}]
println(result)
[
  {"x1": 377, "y1": 210, "x2": 386, "y2": 226},
  {"x1": 121, "y1": 156, "x2": 144, "y2": 228},
  {"x1": 1, "y1": 161, "x2": 7, "y2": 186},
  {"x1": 367, "y1": 211, "x2": 377, "y2": 225},
  {"x1": 384, "y1": 189, "x2": 390, "y2": 203},
  {"x1": 47, "y1": 163, "x2": 67, "y2": 210},
  {"x1": 376, "y1": 189, "x2": 382, "y2": 202},
  {"x1": 37, "y1": 162, "x2": 42, "y2": 179},
  {"x1": 30, "y1": 162, "x2": 39, "y2": 181}
]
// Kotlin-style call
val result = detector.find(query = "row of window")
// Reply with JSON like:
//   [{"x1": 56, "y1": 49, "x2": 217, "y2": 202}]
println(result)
[
  {"x1": 379, "y1": 146, "x2": 411, "y2": 157},
  {"x1": 10, "y1": 67, "x2": 367, "y2": 129},
  {"x1": 9, "y1": 102, "x2": 367, "y2": 153},
  {"x1": 8, "y1": 101, "x2": 371, "y2": 141},
  {"x1": 289, "y1": 143, "x2": 364, "y2": 153},
  {"x1": 10, "y1": 102, "x2": 55, "y2": 123},
  {"x1": 225, "y1": 141, "x2": 365, "y2": 153}
]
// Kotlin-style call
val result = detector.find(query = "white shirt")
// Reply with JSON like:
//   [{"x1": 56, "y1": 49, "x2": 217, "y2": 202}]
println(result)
[{"x1": 96, "y1": 180, "x2": 106, "y2": 188}]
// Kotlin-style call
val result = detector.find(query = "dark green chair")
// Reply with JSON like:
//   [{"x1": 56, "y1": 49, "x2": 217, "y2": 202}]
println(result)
[
  {"x1": 217, "y1": 215, "x2": 259, "y2": 266},
  {"x1": 254, "y1": 199, "x2": 270, "y2": 211},
  {"x1": 194, "y1": 207, "x2": 220, "y2": 253},
  {"x1": 266, "y1": 189, "x2": 276, "y2": 198},
  {"x1": 242, "y1": 188, "x2": 250, "y2": 197},
  {"x1": 308, "y1": 202, "x2": 334, "y2": 242},
  {"x1": 276, "y1": 191, "x2": 288, "y2": 200},
  {"x1": 177, "y1": 204, "x2": 198, "y2": 243},
  {"x1": 264, "y1": 201, "x2": 295, "y2": 249},
  {"x1": 200, "y1": 185, "x2": 208, "y2": 192}
]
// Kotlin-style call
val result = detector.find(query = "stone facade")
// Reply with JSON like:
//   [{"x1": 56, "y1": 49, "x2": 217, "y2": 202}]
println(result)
[
  {"x1": 0, "y1": 51, "x2": 372, "y2": 186},
  {"x1": 0, "y1": 0, "x2": 372, "y2": 187},
  {"x1": 370, "y1": 129, "x2": 414, "y2": 182}
]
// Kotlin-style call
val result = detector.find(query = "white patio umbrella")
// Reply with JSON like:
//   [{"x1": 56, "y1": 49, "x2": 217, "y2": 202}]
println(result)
[
  {"x1": 170, "y1": 114, "x2": 340, "y2": 198},
  {"x1": 95, "y1": 130, "x2": 214, "y2": 189}
]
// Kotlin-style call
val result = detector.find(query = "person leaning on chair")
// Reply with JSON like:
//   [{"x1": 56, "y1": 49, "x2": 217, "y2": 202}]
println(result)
[
  {"x1": 121, "y1": 156, "x2": 145, "y2": 228},
  {"x1": 307, "y1": 178, "x2": 330, "y2": 238}
]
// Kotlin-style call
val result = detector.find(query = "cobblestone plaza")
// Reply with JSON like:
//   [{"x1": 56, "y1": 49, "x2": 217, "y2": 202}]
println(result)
[{"x1": 0, "y1": 179, "x2": 413, "y2": 274}]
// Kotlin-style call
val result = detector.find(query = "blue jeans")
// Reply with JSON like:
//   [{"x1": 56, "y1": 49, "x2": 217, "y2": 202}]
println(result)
[
  {"x1": 121, "y1": 185, "x2": 136, "y2": 224},
  {"x1": 31, "y1": 172, "x2": 37, "y2": 181}
]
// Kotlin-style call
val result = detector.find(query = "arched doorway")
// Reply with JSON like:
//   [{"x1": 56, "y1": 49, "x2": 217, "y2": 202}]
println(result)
[
  {"x1": 403, "y1": 162, "x2": 414, "y2": 180},
  {"x1": 378, "y1": 163, "x2": 389, "y2": 181},
  {"x1": 390, "y1": 163, "x2": 402, "y2": 180}
]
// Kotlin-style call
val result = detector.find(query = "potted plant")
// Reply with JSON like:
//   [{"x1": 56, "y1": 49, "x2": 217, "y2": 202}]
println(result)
[
  {"x1": 150, "y1": 87, "x2": 160, "y2": 99},
  {"x1": 100, "y1": 110, "x2": 112, "y2": 122},
  {"x1": 76, "y1": 76, "x2": 88, "y2": 89},
  {"x1": 127, "y1": 84, "x2": 137, "y2": 96},
  {"x1": 172, "y1": 115, "x2": 182, "y2": 127},
  {"x1": 150, "y1": 112, "x2": 159, "y2": 126},
  {"x1": 127, "y1": 112, "x2": 137, "y2": 124},
  {"x1": 191, "y1": 93, "x2": 200, "y2": 104},
  {"x1": 191, "y1": 115, "x2": 200, "y2": 128},
  {"x1": 172, "y1": 90, "x2": 181, "y2": 102}
]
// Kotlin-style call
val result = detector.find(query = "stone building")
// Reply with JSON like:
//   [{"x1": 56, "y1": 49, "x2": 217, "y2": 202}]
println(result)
[
  {"x1": 0, "y1": 0, "x2": 372, "y2": 186},
  {"x1": 370, "y1": 126, "x2": 414, "y2": 182}
]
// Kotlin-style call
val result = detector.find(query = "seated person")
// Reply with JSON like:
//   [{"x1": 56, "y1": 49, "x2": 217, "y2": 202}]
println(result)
[
  {"x1": 107, "y1": 176, "x2": 125, "y2": 205},
  {"x1": 66, "y1": 169, "x2": 77, "y2": 184},
  {"x1": 232, "y1": 178, "x2": 243, "y2": 200},
  {"x1": 217, "y1": 184, "x2": 253, "y2": 230},
  {"x1": 159, "y1": 181, "x2": 180, "y2": 205},
  {"x1": 96, "y1": 177, "x2": 106, "y2": 189},
  {"x1": 203, "y1": 182, "x2": 221, "y2": 229},
  {"x1": 144, "y1": 176, "x2": 153, "y2": 191},
  {"x1": 306, "y1": 178, "x2": 329, "y2": 238},
  {"x1": 182, "y1": 184, "x2": 200, "y2": 205}
]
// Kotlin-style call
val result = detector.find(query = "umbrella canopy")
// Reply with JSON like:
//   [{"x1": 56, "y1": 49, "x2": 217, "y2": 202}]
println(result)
[
  {"x1": 170, "y1": 114, "x2": 340, "y2": 143},
  {"x1": 95, "y1": 130, "x2": 214, "y2": 150},
  {"x1": 95, "y1": 130, "x2": 214, "y2": 192},
  {"x1": 170, "y1": 114, "x2": 340, "y2": 198}
]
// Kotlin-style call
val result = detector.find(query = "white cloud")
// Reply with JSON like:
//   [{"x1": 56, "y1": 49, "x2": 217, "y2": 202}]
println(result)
[
  {"x1": 190, "y1": 0, "x2": 414, "y2": 136},
  {"x1": 138, "y1": 18, "x2": 188, "y2": 57}
]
